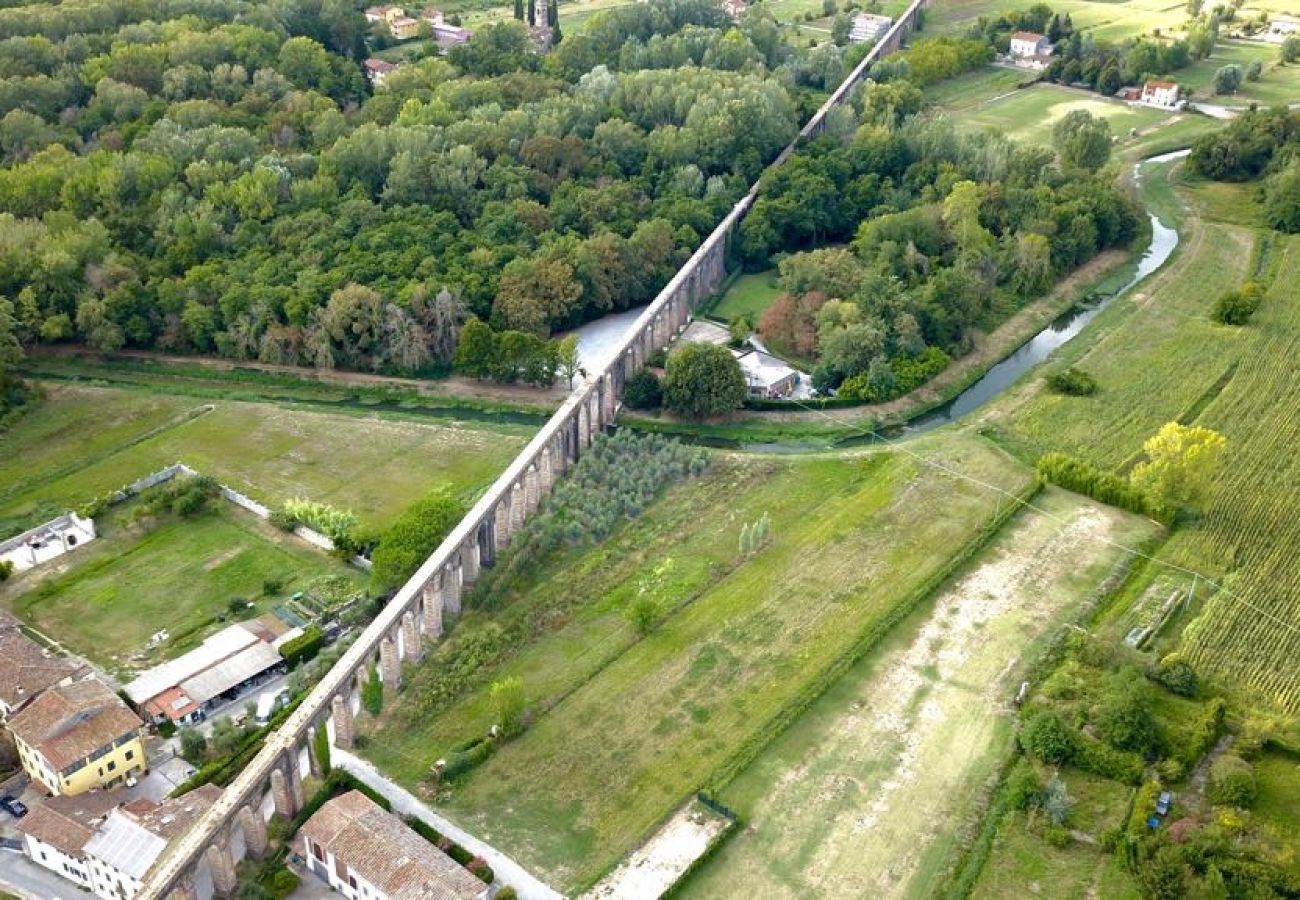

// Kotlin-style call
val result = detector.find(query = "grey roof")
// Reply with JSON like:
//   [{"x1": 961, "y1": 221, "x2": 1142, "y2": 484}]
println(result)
[
  {"x1": 178, "y1": 641, "x2": 282, "y2": 707},
  {"x1": 85, "y1": 809, "x2": 167, "y2": 880},
  {"x1": 124, "y1": 625, "x2": 259, "y2": 705}
]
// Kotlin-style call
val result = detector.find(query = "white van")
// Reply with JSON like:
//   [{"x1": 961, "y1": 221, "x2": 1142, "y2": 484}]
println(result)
[{"x1": 255, "y1": 689, "x2": 287, "y2": 725}]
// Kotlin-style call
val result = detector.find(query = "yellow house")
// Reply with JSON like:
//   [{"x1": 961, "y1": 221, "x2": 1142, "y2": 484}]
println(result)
[{"x1": 6, "y1": 680, "x2": 146, "y2": 796}]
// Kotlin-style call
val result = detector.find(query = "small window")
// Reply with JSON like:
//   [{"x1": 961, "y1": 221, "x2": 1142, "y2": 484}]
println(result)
[
  {"x1": 125, "y1": 750, "x2": 134, "y2": 761},
  {"x1": 106, "y1": 761, "x2": 116, "y2": 772}
]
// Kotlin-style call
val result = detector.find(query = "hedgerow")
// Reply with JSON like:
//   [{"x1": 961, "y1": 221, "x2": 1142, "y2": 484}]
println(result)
[{"x1": 1036, "y1": 452, "x2": 1171, "y2": 523}]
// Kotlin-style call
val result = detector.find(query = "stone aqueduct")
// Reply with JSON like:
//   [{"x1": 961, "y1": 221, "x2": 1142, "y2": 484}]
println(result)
[{"x1": 140, "y1": 2, "x2": 930, "y2": 895}]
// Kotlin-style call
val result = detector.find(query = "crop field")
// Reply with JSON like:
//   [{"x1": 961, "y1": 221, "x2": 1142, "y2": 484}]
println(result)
[
  {"x1": 946, "y1": 83, "x2": 1175, "y2": 150},
  {"x1": 5, "y1": 504, "x2": 362, "y2": 670},
  {"x1": 0, "y1": 384, "x2": 531, "y2": 534},
  {"x1": 711, "y1": 270, "x2": 782, "y2": 322},
  {"x1": 677, "y1": 489, "x2": 1157, "y2": 899},
  {"x1": 364, "y1": 433, "x2": 1034, "y2": 891},
  {"x1": 925, "y1": 0, "x2": 1185, "y2": 41}
]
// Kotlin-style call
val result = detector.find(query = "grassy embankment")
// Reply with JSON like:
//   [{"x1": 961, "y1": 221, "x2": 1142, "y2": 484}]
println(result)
[{"x1": 361, "y1": 432, "x2": 1035, "y2": 891}]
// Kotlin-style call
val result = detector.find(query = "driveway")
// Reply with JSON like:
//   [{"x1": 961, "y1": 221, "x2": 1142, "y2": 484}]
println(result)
[{"x1": 331, "y1": 750, "x2": 564, "y2": 900}]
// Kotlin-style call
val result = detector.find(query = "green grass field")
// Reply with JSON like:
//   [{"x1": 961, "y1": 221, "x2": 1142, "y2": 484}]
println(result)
[
  {"x1": 946, "y1": 83, "x2": 1174, "y2": 150},
  {"x1": 1177, "y1": 41, "x2": 1300, "y2": 106},
  {"x1": 679, "y1": 489, "x2": 1157, "y2": 899},
  {"x1": 924, "y1": 65, "x2": 1035, "y2": 111},
  {"x1": 0, "y1": 384, "x2": 531, "y2": 534},
  {"x1": 363, "y1": 433, "x2": 1034, "y2": 891},
  {"x1": 711, "y1": 270, "x2": 782, "y2": 323},
  {"x1": 6, "y1": 504, "x2": 363, "y2": 669},
  {"x1": 924, "y1": 0, "x2": 1186, "y2": 42}
]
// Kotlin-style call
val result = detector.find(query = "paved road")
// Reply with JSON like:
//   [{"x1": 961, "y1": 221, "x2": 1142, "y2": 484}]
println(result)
[
  {"x1": 331, "y1": 750, "x2": 565, "y2": 900},
  {"x1": 0, "y1": 847, "x2": 82, "y2": 900}
]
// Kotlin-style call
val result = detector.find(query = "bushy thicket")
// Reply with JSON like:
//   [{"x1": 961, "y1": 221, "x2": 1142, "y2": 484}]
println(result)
[
  {"x1": 1212, "y1": 281, "x2": 1264, "y2": 325},
  {"x1": 368, "y1": 491, "x2": 465, "y2": 594},
  {"x1": 1036, "y1": 452, "x2": 1169, "y2": 522},
  {"x1": 278, "y1": 497, "x2": 358, "y2": 544},
  {"x1": 1045, "y1": 366, "x2": 1097, "y2": 396},
  {"x1": 393, "y1": 431, "x2": 708, "y2": 729},
  {"x1": 132, "y1": 473, "x2": 219, "y2": 520}
]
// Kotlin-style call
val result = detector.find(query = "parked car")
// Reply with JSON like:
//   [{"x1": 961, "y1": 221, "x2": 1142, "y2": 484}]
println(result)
[
  {"x1": 0, "y1": 795, "x2": 28, "y2": 818},
  {"x1": 1156, "y1": 791, "x2": 1173, "y2": 816},
  {"x1": 255, "y1": 688, "x2": 290, "y2": 725}
]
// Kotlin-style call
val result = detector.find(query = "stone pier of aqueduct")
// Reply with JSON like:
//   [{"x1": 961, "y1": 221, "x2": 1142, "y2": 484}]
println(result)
[{"x1": 138, "y1": 2, "x2": 928, "y2": 896}]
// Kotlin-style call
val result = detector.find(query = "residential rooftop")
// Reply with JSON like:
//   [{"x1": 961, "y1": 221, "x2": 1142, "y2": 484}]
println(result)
[{"x1": 7, "y1": 680, "x2": 143, "y2": 772}]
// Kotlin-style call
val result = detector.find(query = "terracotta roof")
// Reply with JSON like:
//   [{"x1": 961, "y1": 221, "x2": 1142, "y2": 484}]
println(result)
[
  {"x1": 365, "y1": 58, "x2": 399, "y2": 73},
  {"x1": 1145, "y1": 80, "x2": 1177, "y2": 89},
  {"x1": 142, "y1": 685, "x2": 200, "y2": 723},
  {"x1": 0, "y1": 616, "x2": 87, "y2": 713},
  {"x1": 7, "y1": 680, "x2": 143, "y2": 772},
  {"x1": 1011, "y1": 30, "x2": 1045, "y2": 41},
  {"x1": 300, "y1": 792, "x2": 485, "y2": 900},
  {"x1": 17, "y1": 790, "x2": 122, "y2": 856}
]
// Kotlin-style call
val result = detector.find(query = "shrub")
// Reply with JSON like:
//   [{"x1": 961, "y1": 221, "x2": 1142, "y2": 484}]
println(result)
[
  {"x1": 1019, "y1": 709, "x2": 1075, "y2": 764},
  {"x1": 1042, "y1": 822, "x2": 1073, "y2": 847},
  {"x1": 626, "y1": 594, "x2": 661, "y2": 634},
  {"x1": 282, "y1": 498, "x2": 358, "y2": 545},
  {"x1": 1046, "y1": 366, "x2": 1098, "y2": 396},
  {"x1": 311, "y1": 721, "x2": 331, "y2": 777},
  {"x1": 1208, "y1": 754, "x2": 1256, "y2": 807},
  {"x1": 1042, "y1": 773, "x2": 1074, "y2": 825},
  {"x1": 496, "y1": 889, "x2": 519, "y2": 900},
  {"x1": 439, "y1": 738, "x2": 493, "y2": 781},
  {"x1": 489, "y1": 676, "x2": 526, "y2": 737},
  {"x1": 369, "y1": 492, "x2": 466, "y2": 594},
  {"x1": 1037, "y1": 452, "x2": 1170, "y2": 522},
  {"x1": 279, "y1": 627, "x2": 324, "y2": 668},
  {"x1": 1151, "y1": 653, "x2": 1198, "y2": 697},
  {"x1": 0, "y1": 559, "x2": 12, "y2": 582},
  {"x1": 623, "y1": 367, "x2": 663, "y2": 410},
  {"x1": 1004, "y1": 758, "x2": 1042, "y2": 811},
  {"x1": 1212, "y1": 282, "x2": 1264, "y2": 325},
  {"x1": 179, "y1": 727, "x2": 207, "y2": 764},
  {"x1": 662, "y1": 342, "x2": 746, "y2": 419},
  {"x1": 266, "y1": 869, "x2": 300, "y2": 900},
  {"x1": 362, "y1": 665, "x2": 383, "y2": 716},
  {"x1": 1073, "y1": 736, "x2": 1145, "y2": 784},
  {"x1": 1094, "y1": 668, "x2": 1159, "y2": 755}
]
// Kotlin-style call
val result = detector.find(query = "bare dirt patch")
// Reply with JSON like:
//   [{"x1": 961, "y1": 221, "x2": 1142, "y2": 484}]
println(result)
[{"x1": 583, "y1": 800, "x2": 732, "y2": 900}]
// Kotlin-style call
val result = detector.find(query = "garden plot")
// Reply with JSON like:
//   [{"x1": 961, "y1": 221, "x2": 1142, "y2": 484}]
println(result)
[{"x1": 678, "y1": 488, "x2": 1157, "y2": 899}]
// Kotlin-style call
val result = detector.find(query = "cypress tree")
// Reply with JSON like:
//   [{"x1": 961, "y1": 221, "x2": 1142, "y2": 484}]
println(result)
[
  {"x1": 514, "y1": 0, "x2": 524, "y2": 19},
  {"x1": 527, "y1": 0, "x2": 535, "y2": 26},
  {"x1": 549, "y1": 0, "x2": 561, "y2": 42}
]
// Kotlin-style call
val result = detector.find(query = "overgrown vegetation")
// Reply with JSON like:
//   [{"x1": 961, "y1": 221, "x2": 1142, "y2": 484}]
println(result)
[{"x1": 368, "y1": 491, "x2": 465, "y2": 594}]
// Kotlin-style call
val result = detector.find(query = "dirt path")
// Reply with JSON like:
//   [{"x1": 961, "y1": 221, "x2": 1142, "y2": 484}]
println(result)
[
  {"x1": 28, "y1": 346, "x2": 567, "y2": 407},
  {"x1": 678, "y1": 490, "x2": 1153, "y2": 899}
]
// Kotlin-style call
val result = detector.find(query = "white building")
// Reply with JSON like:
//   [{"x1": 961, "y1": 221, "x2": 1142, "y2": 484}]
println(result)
[
  {"x1": 1141, "y1": 80, "x2": 1180, "y2": 109},
  {"x1": 364, "y1": 57, "x2": 398, "y2": 86},
  {"x1": 421, "y1": 9, "x2": 472, "y2": 48},
  {"x1": 299, "y1": 791, "x2": 488, "y2": 900},
  {"x1": 19, "y1": 785, "x2": 232, "y2": 900},
  {"x1": 849, "y1": 12, "x2": 893, "y2": 44},
  {"x1": 733, "y1": 349, "x2": 799, "y2": 399},
  {"x1": 0, "y1": 512, "x2": 96, "y2": 574},
  {"x1": 1009, "y1": 30, "x2": 1051, "y2": 58}
]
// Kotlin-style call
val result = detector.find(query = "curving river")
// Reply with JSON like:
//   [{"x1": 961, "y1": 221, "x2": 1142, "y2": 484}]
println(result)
[{"x1": 902, "y1": 149, "x2": 1188, "y2": 435}]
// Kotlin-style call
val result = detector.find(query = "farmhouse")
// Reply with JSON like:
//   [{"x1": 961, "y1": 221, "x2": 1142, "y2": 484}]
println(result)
[
  {"x1": 8, "y1": 680, "x2": 146, "y2": 796},
  {"x1": 733, "y1": 349, "x2": 799, "y2": 399},
  {"x1": 720, "y1": 0, "x2": 748, "y2": 20},
  {"x1": 0, "y1": 512, "x2": 96, "y2": 574},
  {"x1": 298, "y1": 791, "x2": 488, "y2": 900},
  {"x1": 364, "y1": 5, "x2": 420, "y2": 39},
  {"x1": 83, "y1": 785, "x2": 229, "y2": 900},
  {"x1": 1009, "y1": 30, "x2": 1051, "y2": 58},
  {"x1": 849, "y1": 12, "x2": 893, "y2": 44},
  {"x1": 0, "y1": 611, "x2": 90, "y2": 720},
  {"x1": 421, "y1": 9, "x2": 472, "y2": 48},
  {"x1": 364, "y1": 4, "x2": 402, "y2": 22},
  {"x1": 124, "y1": 620, "x2": 292, "y2": 726},
  {"x1": 365, "y1": 57, "x2": 398, "y2": 86},
  {"x1": 1141, "y1": 80, "x2": 1180, "y2": 109}
]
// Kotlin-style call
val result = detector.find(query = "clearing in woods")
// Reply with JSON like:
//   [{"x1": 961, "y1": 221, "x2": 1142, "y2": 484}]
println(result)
[
  {"x1": 677, "y1": 488, "x2": 1157, "y2": 899},
  {"x1": 362, "y1": 433, "x2": 1035, "y2": 892}
]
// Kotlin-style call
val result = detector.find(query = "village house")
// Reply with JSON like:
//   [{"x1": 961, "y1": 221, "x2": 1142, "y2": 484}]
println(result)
[
  {"x1": 1141, "y1": 79, "x2": 1180, "y2": 109},
  {"x1": 0, "y1": 512, "x2": 96, "y2": 574},
  {"x1": 720, "y1": 0, "x2": 748, "y2": 21},
  {"x1": 16, "y1": 790, "x2": 122, "y2": 890},
  {"x1": 849, "y1": 12, "x2": 893, "y2": 44},
  {"x1": 364, "y1": 5, "x2": 421, "y2": 39},
  {"x1": 124, "y1": 619, "x2": 292, "y2": 727},
  {"x1": 7, "y1": 679, "x2": 146, "y2": 796},
  {"x1": 364, "y1": 57, "x2": 398, "y2": 86},
  {"x1": 1008, "y1": 30, "x2": 1052, "y2": 69},
  {"x1": 0, "y1": 611, "x2": 90, "y2": 720},
  {"x1": 298, "y1": 791, "x2": 489, "y2": 900},
  {"x1": 364, "y1": 4, "x2": 401, "y2": 23},
  {"x1": 421, "y1": 9, "x2": 472, "y2": 48},
  {"x1": 733, "y1": 349, "x2": 800, "y2": 399}
]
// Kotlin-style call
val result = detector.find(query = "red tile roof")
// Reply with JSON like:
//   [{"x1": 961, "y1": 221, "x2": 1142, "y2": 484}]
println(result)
[{"x1": 8, "y1": 680, "x2": 143, "y2": 772}]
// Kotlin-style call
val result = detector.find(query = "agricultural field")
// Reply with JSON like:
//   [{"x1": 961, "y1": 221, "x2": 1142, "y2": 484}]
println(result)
[
  {"x1": 924, "y1": 0, "x2": 1187, "y2": 42},
  {"x1": 363, "y1": 433, "x2": 1035, "y2": 891},
  {"x1": 4, "y1": 503, "x2": 363, "y2": 671},
  {"x1": 679, "y1": 488, "x2": 1157, "y2": 899},
  {"x1": 710, "y1": 270, "x2": 782, "y2": 323},
  {"x1": 0, "y1": 383, "x2": 532, "y2": 535},
  {"x1": 945, "y1": 83, "x2": 1176, "y2": 151},
  {"x1": 1177, "y1": 41, "x2": 1300, "y2": 106}
]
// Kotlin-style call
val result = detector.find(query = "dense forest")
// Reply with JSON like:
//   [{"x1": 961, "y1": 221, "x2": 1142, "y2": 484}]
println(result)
[
  {"x1": 0, "y1": 0, "x2": 852, "y2": 376},
  {"x1": 739, "y1": 68, "x2": 1139, "y2": 400}
]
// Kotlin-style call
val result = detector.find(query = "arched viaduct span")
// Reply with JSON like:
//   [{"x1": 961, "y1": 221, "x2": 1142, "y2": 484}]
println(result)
[{"x1": 139, "y1": 2, "x2": 930, "y2": 896}]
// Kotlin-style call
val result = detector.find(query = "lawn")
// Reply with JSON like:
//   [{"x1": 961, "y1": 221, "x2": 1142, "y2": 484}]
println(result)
[
  {"x1": 363, "y1": 432, "x2": 1035, "y2": 891},
  {"x1": 1177, "y1": 41, "x2": 1300, "y2": 106},
  {"x1": 677, "y1": 488, "x2": 1157, "y2": 899},
  {"x1": 946, "y1": 83, "x2": 1174, "y2": 150},
  {"x1": 0, "y1": 384, "x2": 531, "y2": 534},
  {"x1": 925, "y1": 0, "x2": 1184, "y2": 42},
  {"x1": 6, "y1": 503, "x2": 363, "y2": 670},
  {"x1": 924, "y1": 64, "x2": 1036, "y2": 111},
  {"x1": 710, "y1": 269, "x2": 782, "y2": 323}
]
